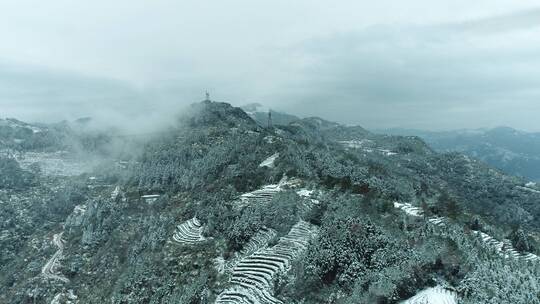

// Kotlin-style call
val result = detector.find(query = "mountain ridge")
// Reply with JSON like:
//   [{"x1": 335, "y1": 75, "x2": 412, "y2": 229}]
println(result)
[{"x1": 379, "y1": 126, "x2": 540, "y2": 181}]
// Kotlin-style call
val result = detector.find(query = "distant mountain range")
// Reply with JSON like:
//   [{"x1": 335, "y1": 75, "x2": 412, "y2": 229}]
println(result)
[
  {"x1": 241, "y1": 104, "x2": 540, "y2": 182},
  {"x1": 379, "y1": 126, "x2": 540, "y2": 182},
  {"x1": 241, "y1": 103, "x2": 301, "y2": 126}
]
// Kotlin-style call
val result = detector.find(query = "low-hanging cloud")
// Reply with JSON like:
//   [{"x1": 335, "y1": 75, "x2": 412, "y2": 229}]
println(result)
[
  {"x1": 0, "y1": 62, "x2": 191, "y2": 133},
  {"x1": 1, "y1": 1, "x2": 540, "y2": 132}
]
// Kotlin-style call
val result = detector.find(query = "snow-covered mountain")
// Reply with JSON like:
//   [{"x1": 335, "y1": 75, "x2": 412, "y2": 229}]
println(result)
[
  {"x1": 241, "y1": 103, "x2": 301, "y2": 126},
  {"x1": 379, "y1": 126, "x2": 540, "y2": 182},
  {"x1": 1, "y1": 101, "x2": 539, "y2": 304}
]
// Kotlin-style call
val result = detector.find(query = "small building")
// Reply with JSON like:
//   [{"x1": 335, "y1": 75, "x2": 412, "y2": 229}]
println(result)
[{"x1": 141, "y1": 194, "x2": 160, "y2": 203}]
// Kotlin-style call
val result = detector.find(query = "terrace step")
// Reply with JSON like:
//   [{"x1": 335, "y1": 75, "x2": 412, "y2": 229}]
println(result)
[
  {"x1": 171, "y1": 217, "x2": 206, "y2": 245},
  {"x1": 216, "y1": 221, "x2": 318, "y2": 304}
]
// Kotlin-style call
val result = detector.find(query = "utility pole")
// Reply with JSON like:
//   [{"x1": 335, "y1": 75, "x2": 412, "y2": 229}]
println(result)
[{"x1": 267, "y1": 110, "x2": 273, "y2": 128}]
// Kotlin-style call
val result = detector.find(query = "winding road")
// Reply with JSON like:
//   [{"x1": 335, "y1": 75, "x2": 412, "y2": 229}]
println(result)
[{"x1": 41, "y1": 232, "x2": 69, "y2": 283}]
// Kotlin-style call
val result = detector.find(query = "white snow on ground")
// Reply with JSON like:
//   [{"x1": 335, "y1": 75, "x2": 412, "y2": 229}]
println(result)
[
  {"x1": 238, "y1": 229, "x2": 277, "y2": 258},
  {"x1": 472, "y1": 231, "x2": 540, "y2": 262},
  {"x1": 238, "y1": 184, "x2": 281, "y2": 206},
  {"x1": 401, "y1": 286, "x2": 457, "y2": 304},
  {"x1": 217, "y1": 189, "x2": 321, "y2": 304},
  {"x1": 111, "y1": 186, "x2": 121, "y2": 200},
  {"x1": 0, "y1": 230, "x2": 10, "y2": 241},
  {"x1": 263, "y1": 136, "x2": 277, "y2": 144},
  {"x1": 338, "y1": 139, "x2": 373, "y2": 149},
  {"x1": 72, "y1": 205, "x2": 87, "y2": 217},
  {"x1": 237, "y1": 176, "x2": 301, "y2": 207},
  {"x1": 0, "y1": 119, "x2": 43, "y2": 134},
  {"x1": 297, "y1": 189, "x2": 320, "y2": 215},
  {"x1": 338, "y1": 140, "x2": 397, "y2": 156},
  {"x1": 214, "y1": 256, "x2": 226, "y2": 274},
  {"x1": 394, "y1": 202, "x2": 446, "y2": 228},
  {"x1": 224, "y1": 228, "x2": 278, "y2": 273},
  {"x1": 394, "y1": 202, "x2": 424, "y2": 217},
  {"x1": 259, "y1": 153, "x2": 279, "y2": 168},
  {"x1": 297, "y1": 189, "x2": 314, "y2": 198},
  {"x1": 172, "y1": 218, "x2": 206, "y2": 245},
  {"x1": 379, "y1": 149, "x2": 398, "y2": 156},
  {"x1": 16, "y1": 152, "x2": 90, "y2": 176},
  {"x1": 525, "y1": 182, "x2": 537, "y2": 188},
  {"x1": 394, "y1": 202, "x2": 539, "y2": 263},
  {"x1": 141, "y1": 194, "x2": 160, "y2": 203},
  {"x1": 74, "y1": 204, "x2": 86, "y2": 212},
  {"x1": 216, "y1": 221, "x2": 318, "y2": 304},
  {"x1": 517, "y1": 186, "x2": 540, "y2": 194},
  {"x1": 41, "y1": 232, "x2": 69, "y2": 283},
  {"x1": 50, "y1": 290, "x2": 78, "y2": 304},
  {"x1": 393, "y1": 202, "x2": 446, "y2": 227}
]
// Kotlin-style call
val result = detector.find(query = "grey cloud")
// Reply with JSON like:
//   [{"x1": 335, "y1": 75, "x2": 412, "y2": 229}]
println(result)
[
  {"x1": 0, "y1": 62, "x2": 193, "y2": 133},
  {"x1": 274, "y1": 11, "x2": 540, "y2": 130},
  {"x1": 453, "y1": 8, "x2": 540, "y2": 33},
  {"x1": 1, "y1": 2, "x2": 540, "y2": 132}
]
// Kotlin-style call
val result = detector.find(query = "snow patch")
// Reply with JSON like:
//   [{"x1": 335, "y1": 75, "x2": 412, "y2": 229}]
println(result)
[
  {"x1": 263, "y1": 135, "x2": 277, "y2": 144},
  {"x1": 517, "y1": 186, "x2": 540, "y2": 194},
  {"x1": 216, "y1": 221, "x2": 318, "y2": 304},
  {"x1": 339, "y1": 139, "x2": 371, "y2": 149},
  {"x1": 394, "y1": 202, "x2": 423, "y2": 217},
  {"x1": 50, "y1": 290, "x2": 78, "y2": 304},
  {"x1": 259, "y1": 153, "x2": 279, "y2": 168},
  {"x1": 237, "y1": 176, "x2": 301, "y2": 207},
  {"x1": 141, "y1": 194, "x2": 160, "y2": 203},
  {"x1": 111, "y1": 186, "x2": 121, "y2": 200},
  {"x1": 41, "y1": 232, "x2": 69, "y2": 283},
  {"x1": 214, "y1": 256, "x2": 226, "y2": 274},
  {"x1": 297, "y1": 189, "x2": 314, "y2": 198},
  {"x1": 394, "y1": 202, "x2": 446, "y2": 228},
  {"x1": 16, "y1": 151, "x2": 90, "y2": 176},
  {"x1": 379, "y1": 149, "x2": 398, "y2": 156},
  {"x1": 395, "y1": 201, "x2": 539, "y2": 262},
  {"x1": 401, "y1": 286, "x2": 457, "y2": 304},
  {"x1": 172, "y1": 218, "x2": 206, "y2": 245},
  {"x1": 472, "y1": 231, "x2": 540, "y2": 261}
]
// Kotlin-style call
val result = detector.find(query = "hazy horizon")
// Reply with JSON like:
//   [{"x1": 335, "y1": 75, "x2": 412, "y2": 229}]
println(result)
[{"x1": 2, "y1": 1, "x2": 540, "y2": 131}]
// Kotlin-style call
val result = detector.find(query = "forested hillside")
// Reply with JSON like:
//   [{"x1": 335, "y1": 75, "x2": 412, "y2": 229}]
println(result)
[
  {"x1": 1, "y1": 101, "x2": 539, "y2": 303},
  {"x1": 381, "y1": 127, "x2": 540, "y2": 182}
]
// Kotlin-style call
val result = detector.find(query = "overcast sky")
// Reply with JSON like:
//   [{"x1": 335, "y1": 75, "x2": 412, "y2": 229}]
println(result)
[{"x1": 1, "y1": 0, "x2": 540, "y2": 131}]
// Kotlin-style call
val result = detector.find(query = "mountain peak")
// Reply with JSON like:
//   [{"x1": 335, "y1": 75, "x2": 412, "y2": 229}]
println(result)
[{"x1": 183, "y1": 100, "x2": 258, "y2": 129}]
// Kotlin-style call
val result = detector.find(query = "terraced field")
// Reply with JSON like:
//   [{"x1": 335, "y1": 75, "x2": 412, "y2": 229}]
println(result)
[
  {"x1": 394, "y1": 202, "x2": 446, "y2": 227},
  {"x1": 259, "y1": 153, "x2": 279, "y2": 168},
  {"x1": 50, "y1": 289, "x2": 78, "y2": 304},
  {"x1": 394, "y1": 202, "x2": 539, "y2": 262},
  {"x1": 401, "y1": 286, "x2": 457, "y2": 304},
  {"x1": 216, "y1": 221, "x2": 318, "y2": 304},
  {"x1": 473, "y1": 231, "x2": 540, "y2": 262},
  {"x1": 224, "y1": 228, "x2": 278, "y2": 272},
  {"x1": 172, "y1": 217, "x2": 206, "y2": 245},
  {"x1": 237, "y1": 177, "x2": 300, "y2": 207}
]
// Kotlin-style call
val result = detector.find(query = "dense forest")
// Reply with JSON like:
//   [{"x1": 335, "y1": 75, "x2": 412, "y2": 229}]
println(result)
[{"x1": 1, "y1": 101, "x2": 539, "y2": 303}]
